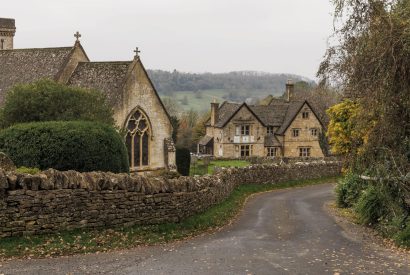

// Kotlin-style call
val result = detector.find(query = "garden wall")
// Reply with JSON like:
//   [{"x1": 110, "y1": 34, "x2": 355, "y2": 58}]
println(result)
[{"x1": 0, "y1": 161, "x2": 341, "y2": 238}]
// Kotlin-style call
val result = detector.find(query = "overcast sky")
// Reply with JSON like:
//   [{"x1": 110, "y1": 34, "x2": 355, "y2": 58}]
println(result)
[{"x1": 3, "y1": 0, "x2": 334, "y2": 80}]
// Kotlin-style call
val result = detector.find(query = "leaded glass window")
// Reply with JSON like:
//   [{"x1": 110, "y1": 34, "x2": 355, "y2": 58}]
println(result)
[{"x1": 125, "y1": 109, "x2": 151, "y2": 168}]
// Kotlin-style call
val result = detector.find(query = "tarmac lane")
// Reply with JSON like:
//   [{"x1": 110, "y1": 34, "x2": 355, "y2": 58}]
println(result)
[{"x1": 1, "y1": 183, "x2": 409, "y2": 274}]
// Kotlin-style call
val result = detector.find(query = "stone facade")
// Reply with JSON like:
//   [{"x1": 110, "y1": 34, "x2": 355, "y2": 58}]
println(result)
[
  {"x1": 206, "y1": 105, "x2": 266, "y2": 158},
  {"x1": 199, "y1": 82, "x2": 325, "y2": 159},
  {"x1": 0, "y1": 162, "x2": 341, "y2": 238},
  {"x1": 283, "y1": 103, "x2": 324, "y2": 157},
  {"x1": 0, "y1": 18, "x2": 176, "y2": 173},
  {"x1": 116, "y1": 59, "x2": 175, "y2": 171},
  {"x1": 0, "y1": 18, "x2": 15, "y2": 50}
]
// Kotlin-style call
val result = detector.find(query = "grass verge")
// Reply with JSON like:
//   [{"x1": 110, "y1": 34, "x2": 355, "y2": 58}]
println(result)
[{"x1": 0, "y1": 176, "x2": 339, "y2": 259}]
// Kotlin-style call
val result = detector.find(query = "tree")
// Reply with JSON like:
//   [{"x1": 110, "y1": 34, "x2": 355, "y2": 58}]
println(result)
[
  {"x1": 162, "y1": 97, "x2": 180, "y2": 117},
  {"x1": 176, "y1": 109, "x2": 199, "y2": 151},
  {"x1": 170, "y1": 115, "x2": 180, "y2": 144},
  {"x1": 318, "y1": 0, "x2": 410, "y2": 173},
  {"x1": 192, "y1": 111, "x2": 210, "y2": 145},
  {"x1": 326, "y1": 100, "x2": 365, "y2": 155},
  {"x1": 319, "y1": 0, "x2": 410, "y2": 240},
  {"x1": 0, "y1": 79, "x2": 114, "y2": 128}
]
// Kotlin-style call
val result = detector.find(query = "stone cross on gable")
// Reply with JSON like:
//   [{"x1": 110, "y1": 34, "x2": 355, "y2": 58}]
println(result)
[
  {"x1": 134, "y1": 47, "x2": 141, "y2": 59},
  {"x1": 74, "y1": 31, "x2": 81, "y2": 42}
]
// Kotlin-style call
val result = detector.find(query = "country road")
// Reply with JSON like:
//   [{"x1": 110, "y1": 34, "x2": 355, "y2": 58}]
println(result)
[{"x1": 1, "y1": 183, "x2": 409, "y2": 274}]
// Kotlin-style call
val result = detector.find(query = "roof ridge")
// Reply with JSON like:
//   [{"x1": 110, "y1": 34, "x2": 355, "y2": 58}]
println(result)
[
  {"x1": 1, "y1": 46, "x2": 73, "y2": 51},
  {"x1": 76, "y1": 61, "x2": 133, "y2": 66}
]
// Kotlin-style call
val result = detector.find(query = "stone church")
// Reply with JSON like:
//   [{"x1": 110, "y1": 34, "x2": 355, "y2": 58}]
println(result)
[
  {"x1": 198, "y1": 81, "x2": 326, "y2": 158},
  {"x1": 0, "y1": 18, "x2": 176, "y2": 173}
]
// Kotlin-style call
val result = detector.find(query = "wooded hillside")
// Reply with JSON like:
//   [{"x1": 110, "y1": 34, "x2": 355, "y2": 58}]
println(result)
[{"x1": 148, "y1": 70, "x2": 312, "y2": 95}]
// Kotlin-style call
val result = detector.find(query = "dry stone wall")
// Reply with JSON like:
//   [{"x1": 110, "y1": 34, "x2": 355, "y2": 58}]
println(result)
[{"x1": 0, "y1": 162, "x2": 341, "y2": 238}]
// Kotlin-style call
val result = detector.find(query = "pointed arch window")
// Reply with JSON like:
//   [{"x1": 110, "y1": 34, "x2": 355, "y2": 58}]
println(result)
[{"x1": 125, "y1": 109, "x2": 151, "y2": 168}]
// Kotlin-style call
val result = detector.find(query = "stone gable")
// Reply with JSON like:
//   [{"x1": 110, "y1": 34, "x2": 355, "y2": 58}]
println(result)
[
  {"x1": 200, "y1": 96, "x2": 326, "y2": 158},
  {"x1": 0, "y1": 18, "x2": 175, "y2": 173}
]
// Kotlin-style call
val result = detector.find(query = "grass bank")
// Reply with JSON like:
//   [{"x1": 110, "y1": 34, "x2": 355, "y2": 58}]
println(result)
[{"x1": 0, "y1": 176, "x2": 339, "y2": 259}]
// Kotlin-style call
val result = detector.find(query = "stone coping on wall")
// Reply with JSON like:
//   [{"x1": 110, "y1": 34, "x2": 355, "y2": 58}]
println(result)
[
  {"x1": 0, "y1": 161, "x2": 342, "y2": 238},
  {"x1": 0, "y1": 161, "x2": 341, "y2": 194}
]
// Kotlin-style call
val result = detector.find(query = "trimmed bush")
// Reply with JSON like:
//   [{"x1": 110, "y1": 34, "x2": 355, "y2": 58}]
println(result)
[
  {"x1": 176, "y1": 147, "x2": 191, "y2": 176},
  {"x1": 0, "y1": 79, "x2": 114, "y2": 128},
  {"x1": 0, "y1": 121, "x2": 129, "y2": 173}
]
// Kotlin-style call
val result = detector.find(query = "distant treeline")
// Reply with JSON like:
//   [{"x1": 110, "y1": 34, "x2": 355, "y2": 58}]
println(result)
[{"x1": 147, "y1": 69, "x2": 312, "y2": 95}]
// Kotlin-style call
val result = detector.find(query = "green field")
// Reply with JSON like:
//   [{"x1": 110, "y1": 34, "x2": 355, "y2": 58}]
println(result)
[{"x1": 160, "y1": 89, "x2": 279, "y2": 113}]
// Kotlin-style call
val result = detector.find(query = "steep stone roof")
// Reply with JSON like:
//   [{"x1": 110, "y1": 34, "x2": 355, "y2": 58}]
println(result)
[
  {"x1": 250, "y1": 104, "x2": 288, "y2": 126},
  {"x1": 67, "y1": 61, "x2": 132, "y2": 107},
  {"x1": 213, "y1": 102, "x2": 241, "y2": 127},
  {"x1": 0, "y1": 47, "x2": 73, "y2": 104},
  {"x1": 207, "y1": 99, "x2": 323, "y2": 136},
  {"x1": 0, "y1": 18, "x2": 15, "y2": 29},
  {"x1": 198, "y1": 135, "x2": 213, "y2": 146},
  {"x1": 276, "y1": 101, "x2": 306, "y2": 135},
  {"x1": 264, "y1": 135, "x2": 282, "y2": 147}
]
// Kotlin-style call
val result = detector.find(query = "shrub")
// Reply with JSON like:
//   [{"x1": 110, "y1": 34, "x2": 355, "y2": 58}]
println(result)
[
  {"x1": 0, "y1": 79, "x2": 114, "y2": 128},
  {"x1": 335, "y1": 173, "x2": 367, "y2": 208},
  {"x1": 176, "y1": 147, "x2": 191, "y2": 176},
  {"x1": 355, "y1": 185, "x2": 387, "y2": 225},
  {"x1": 394, "y1": 221, "x2": 410, "y2": 247},
  {"x1": 0, "y1": 121, "x2": 129, "y2": 173},
  {"x1": 354, "y1": 184, "x2": 404, "y2": 226}
]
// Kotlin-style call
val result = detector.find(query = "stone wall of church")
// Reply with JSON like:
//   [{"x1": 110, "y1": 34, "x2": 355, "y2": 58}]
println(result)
[
  {"x1": 0, "y1": 161, "x2": 341, "y2": 238},
  {"x1": 58, "y1": 43, "x2": 89, "y2": 83},
  {"x1": 115, "y1": 59, "x2": 174, "y2": 172}
]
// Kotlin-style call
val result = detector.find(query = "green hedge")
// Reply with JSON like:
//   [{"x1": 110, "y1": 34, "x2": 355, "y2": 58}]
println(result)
[
  {"x1": 176, "y1": 147, "x2": 191, "y2": 176},
  {"x1": 0, "y1": 121, "x2": 129, "y2": 173},
  {"x1": 0, "y1": 79, "x2": 114, "y2": 128}
]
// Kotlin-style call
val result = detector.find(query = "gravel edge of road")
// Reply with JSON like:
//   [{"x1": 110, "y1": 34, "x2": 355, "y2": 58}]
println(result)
[{"x1": 324, "y1": 201, "x2": 410, "y2": 259}]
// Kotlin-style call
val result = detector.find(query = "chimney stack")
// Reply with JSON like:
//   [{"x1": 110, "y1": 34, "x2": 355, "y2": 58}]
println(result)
[
  {"x1": 210, "y1": 99, "x2": 219, "y2": 127},
  {"x1": 286, "y1": 79, "x2": 294, "y2": 102},
  {"x1": 0, "y1": 18, "x2": 16, "y2": 50}
]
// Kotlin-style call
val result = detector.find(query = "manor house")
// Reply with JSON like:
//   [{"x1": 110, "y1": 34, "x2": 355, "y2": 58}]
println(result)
[
  {"x1": 0, "y1": 18, "x2": 176, "y2": 173},
  {"x1": 198, "y1": 81, "x2": 326, "y2": 158}
]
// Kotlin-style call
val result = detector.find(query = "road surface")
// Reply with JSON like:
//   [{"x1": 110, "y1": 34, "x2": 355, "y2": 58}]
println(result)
[{"x1": 1, "y1": 183, "x2": 409, "y2": 274}]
